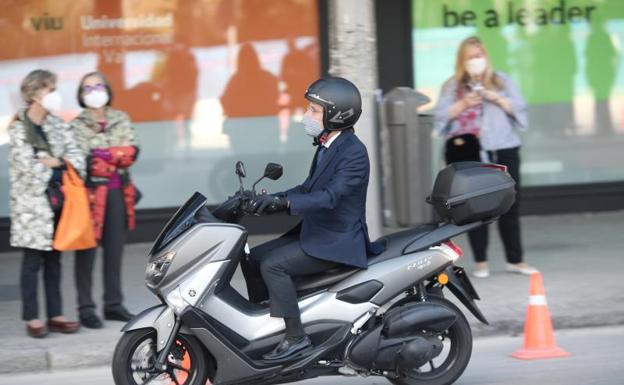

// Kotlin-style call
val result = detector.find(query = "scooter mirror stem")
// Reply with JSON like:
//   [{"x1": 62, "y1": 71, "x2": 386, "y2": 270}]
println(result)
[
  {"x1": 251, "y1": 176, "x2": 265, "y2": 194},
  {"x1": 235, "y1": 161, "x2": 246, "y2": 194},
  {"x1": 238, "y1": 174, "x2": 245, "y2": 194}
]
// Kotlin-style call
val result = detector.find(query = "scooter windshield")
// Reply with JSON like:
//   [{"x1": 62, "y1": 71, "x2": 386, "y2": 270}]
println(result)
[{"x1": 149, "y1": 192, "x2": 208, "y2": 256}]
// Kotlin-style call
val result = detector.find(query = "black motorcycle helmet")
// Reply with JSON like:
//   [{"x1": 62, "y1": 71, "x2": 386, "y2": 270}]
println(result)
[{"x1": 304, "y1": 77, "x2": 362, "y2": 131}]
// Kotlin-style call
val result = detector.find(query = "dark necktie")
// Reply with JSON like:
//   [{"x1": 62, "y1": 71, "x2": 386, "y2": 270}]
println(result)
[{"x1": 316, "y1": 146, "x2": 327, "y2": 169}]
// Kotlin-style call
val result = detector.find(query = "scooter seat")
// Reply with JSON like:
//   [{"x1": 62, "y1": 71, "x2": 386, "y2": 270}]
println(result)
[
  {"x1": 369, "y1": 221, "x2": 486, "y2": 266},
  {"x1": 294, "y1": 224, "x2": 440, "y2": 293},
  {"x1": 295, "y1": 266, "x2": 360, "y2": 293},
  {"x1": 367, "y1": 223, "x2": 439, "y2": 266}
]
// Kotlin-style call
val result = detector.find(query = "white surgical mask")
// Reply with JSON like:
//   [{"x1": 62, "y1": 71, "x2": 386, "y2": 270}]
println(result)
[
  {"x1": 41, "y1": 90, "x2": 62, "y2": 112},
  {"x1": 465, "y1": 57, "x2": 487, "y2": 77},
  {"x1": 302, "y1": 115, "x2": 323, "y2": 137},
  {"x1": 84, "y1": 90, "x2": 109, "y2": 109}
]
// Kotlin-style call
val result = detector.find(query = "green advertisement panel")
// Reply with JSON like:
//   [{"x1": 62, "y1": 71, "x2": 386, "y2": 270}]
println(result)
[{"x1": 413, "y1": 0, "x2": 624, "y2": 186}]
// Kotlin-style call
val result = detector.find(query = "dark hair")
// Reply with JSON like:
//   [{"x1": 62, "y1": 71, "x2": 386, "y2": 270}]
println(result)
[{"x1": 76, "y1": 71, "x2": 113, "y2": 108}]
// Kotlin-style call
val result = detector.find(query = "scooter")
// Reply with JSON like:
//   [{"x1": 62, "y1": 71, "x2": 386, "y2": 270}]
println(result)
[{"x1": 112, "y1": 160, "x2": 515, "y2": 385}]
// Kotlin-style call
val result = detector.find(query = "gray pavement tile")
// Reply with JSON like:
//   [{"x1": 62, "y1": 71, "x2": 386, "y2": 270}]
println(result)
[{"x1": 0, "y1": 348, "x2": 48, "y2": 374}]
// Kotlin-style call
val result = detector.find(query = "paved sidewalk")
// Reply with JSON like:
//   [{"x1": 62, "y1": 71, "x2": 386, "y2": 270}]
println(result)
[{"x1": 0, "y1": 211, "x2": 623, "y2": 374}]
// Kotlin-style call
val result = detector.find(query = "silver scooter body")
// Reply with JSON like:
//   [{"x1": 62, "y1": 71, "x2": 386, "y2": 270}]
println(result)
[
  {"x1": 119, "y1": 161, "x2": 499, "y2": 385},
  {"x1": 122, "y1": 191, "x2": 486, "y2": 384}
]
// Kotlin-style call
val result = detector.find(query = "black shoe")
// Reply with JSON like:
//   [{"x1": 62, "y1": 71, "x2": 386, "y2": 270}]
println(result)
[
  {"x1": 262, "y1": 336, "x2": 312, "y2": 361},
  {"x1": 80, "y1": 313, "x2": 103, "y2": 329},
  {"x1": 104, "y1": 306, "x2": 135, "y2": 322}
]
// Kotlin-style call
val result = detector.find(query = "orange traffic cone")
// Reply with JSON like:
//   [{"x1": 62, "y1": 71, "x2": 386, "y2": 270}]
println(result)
[{"x1": 511, "y1": 272, "x2": 571, "y2": 360}]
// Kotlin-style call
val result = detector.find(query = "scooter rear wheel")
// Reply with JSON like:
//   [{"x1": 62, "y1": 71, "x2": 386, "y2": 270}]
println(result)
[
  {"x1": 112, "y1": 329, "x2": 211, "y2": 385},
  {"x1": 389, "y1": 296, "x2": 473, "y2": 385}
]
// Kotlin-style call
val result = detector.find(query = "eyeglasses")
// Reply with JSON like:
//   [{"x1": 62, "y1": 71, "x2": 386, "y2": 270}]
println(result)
[{"x1": 82, "y1": 83, "x2": 106, "y2": 93}]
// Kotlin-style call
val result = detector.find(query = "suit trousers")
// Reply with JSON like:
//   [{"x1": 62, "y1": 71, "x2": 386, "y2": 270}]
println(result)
[
  {"x1": 74, "y1": 189, "x2": 127, "y2": 315},
  {"x1": 21, "y1": 248, "x2": 62, "y2": 321},
  {"x1": 469, "y1": 147, "x2": 523, "y2": 264},
  {"x1": 241, "y1": 235, "x2": 338, "y2": 318}
]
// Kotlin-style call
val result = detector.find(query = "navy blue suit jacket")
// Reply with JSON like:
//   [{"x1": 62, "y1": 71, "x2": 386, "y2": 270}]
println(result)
[{"x1": 281, "y1": 130, "x2": 383, "y2": 268}]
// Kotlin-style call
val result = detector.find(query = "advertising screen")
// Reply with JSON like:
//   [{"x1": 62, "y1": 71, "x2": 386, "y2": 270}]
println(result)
[{"x1": 0, "y1": 0, "x2": 321, "y2": 216}]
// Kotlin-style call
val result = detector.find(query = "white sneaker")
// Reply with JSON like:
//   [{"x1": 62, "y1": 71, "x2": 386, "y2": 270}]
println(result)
[
  {"x1": 471, "y1": 268, "x2": 490, "y2": 278},
  {"x1": 506, "y1": 263, "x2": 538, "y2": 275}
]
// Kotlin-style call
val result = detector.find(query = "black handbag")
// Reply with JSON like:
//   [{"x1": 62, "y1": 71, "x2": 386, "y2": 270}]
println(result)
[
  {"x1": 444, "y1": 133, "x2": 481, "y2": 164},
  {"x1": 46, "y1": 180, "x2": 64, "y2": 217}
]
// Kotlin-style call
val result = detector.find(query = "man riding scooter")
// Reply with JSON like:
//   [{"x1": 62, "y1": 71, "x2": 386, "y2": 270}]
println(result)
[
  {"x1": 242, "y1": 77, "x2": 384, "y2": 360},
  {"x1": 113, "y1": 74, "x2": 507, "y2": 382}
]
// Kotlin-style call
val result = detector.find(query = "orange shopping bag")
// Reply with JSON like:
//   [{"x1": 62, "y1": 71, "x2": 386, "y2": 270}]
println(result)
[{"x1": 52, "y1": 161, "x2": 97, "y2": 251}]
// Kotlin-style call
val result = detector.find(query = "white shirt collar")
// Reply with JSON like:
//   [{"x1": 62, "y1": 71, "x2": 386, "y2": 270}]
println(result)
[{"x1": 322, "y1": 130, "x2": 342, "y2": 149}]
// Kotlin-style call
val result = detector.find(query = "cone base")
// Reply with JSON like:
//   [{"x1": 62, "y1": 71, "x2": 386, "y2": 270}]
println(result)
[{"x1": 510, "y1": 346, "x2": 571, "y2": 360}]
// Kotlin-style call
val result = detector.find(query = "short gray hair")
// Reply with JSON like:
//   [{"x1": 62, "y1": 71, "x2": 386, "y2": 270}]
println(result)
[{"x1": 20, "y1": 69, "x2": 57, "y2": 105}]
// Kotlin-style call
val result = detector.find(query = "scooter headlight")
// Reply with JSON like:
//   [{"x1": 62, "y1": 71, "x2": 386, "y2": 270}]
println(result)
[{"x1": 146, "y1": 250, "x2": 176, "y2": 288}]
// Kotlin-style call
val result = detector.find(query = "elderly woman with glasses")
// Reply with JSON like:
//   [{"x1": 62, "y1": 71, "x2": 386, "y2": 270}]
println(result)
[{"x1": 71, "y1": 72, "x2": 140, "y2": 328}]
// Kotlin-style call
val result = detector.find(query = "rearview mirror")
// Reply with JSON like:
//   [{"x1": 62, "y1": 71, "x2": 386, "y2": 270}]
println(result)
[
  {"x1": 251, "y1": 163, "x2": 283, "y2": 193},
  {"x1": 235, "y1": 161, "x2": 246, "y2": 178},
  {"x1": 264, "y1": 163, "x2": 283, "y2": 180}
]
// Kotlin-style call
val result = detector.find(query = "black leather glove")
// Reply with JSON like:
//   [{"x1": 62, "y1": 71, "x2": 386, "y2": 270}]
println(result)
[{"x1": 250, "y1": 194, "x2": 289, "y2": 215}]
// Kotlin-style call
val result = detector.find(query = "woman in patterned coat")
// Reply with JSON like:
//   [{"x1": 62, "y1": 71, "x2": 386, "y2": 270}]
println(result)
[
  {"x1": 8, "y1": 70, "x2": 84, "y2": 338},
  {"x1": 72, "y1": 72, "x2": 139, "y2": 328}
]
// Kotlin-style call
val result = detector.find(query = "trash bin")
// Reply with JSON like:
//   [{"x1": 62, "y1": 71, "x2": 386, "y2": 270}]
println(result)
[{"x1": 381, "y1": 87, "x2": 434, "y2": 226}]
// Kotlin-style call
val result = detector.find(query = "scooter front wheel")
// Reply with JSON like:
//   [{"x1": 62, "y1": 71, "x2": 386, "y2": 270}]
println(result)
[{"x1": 112, "y1": 328, "x2": 211, "y2": 385}]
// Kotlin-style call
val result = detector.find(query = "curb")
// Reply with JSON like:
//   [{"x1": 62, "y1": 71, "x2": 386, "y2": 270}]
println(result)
[
  {"x1": 0, "y1": 340, "x2": 114, "y2": 375},
  {"x1": 471, "y1": 312, "x2": 624, "y2": 338}
]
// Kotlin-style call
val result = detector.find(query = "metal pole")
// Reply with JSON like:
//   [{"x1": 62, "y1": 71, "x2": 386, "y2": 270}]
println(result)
[{"x1": 327, "y1": 0, "x2": 383, "y2": 239}]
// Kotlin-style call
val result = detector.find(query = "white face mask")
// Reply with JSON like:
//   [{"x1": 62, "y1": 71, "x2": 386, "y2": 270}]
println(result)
[
  {"x1": 465, "y1": 57, "x2": 487, "y2": 77},
  {"x1": 40, "y1": 90, "x2": 62, "y2": 112},
  {"x1": 302, "y1": 115, "x2": 323, "y2": 137},
  {"x1": 84, "y1": 90, "x2": 109, "y2": 109}
]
